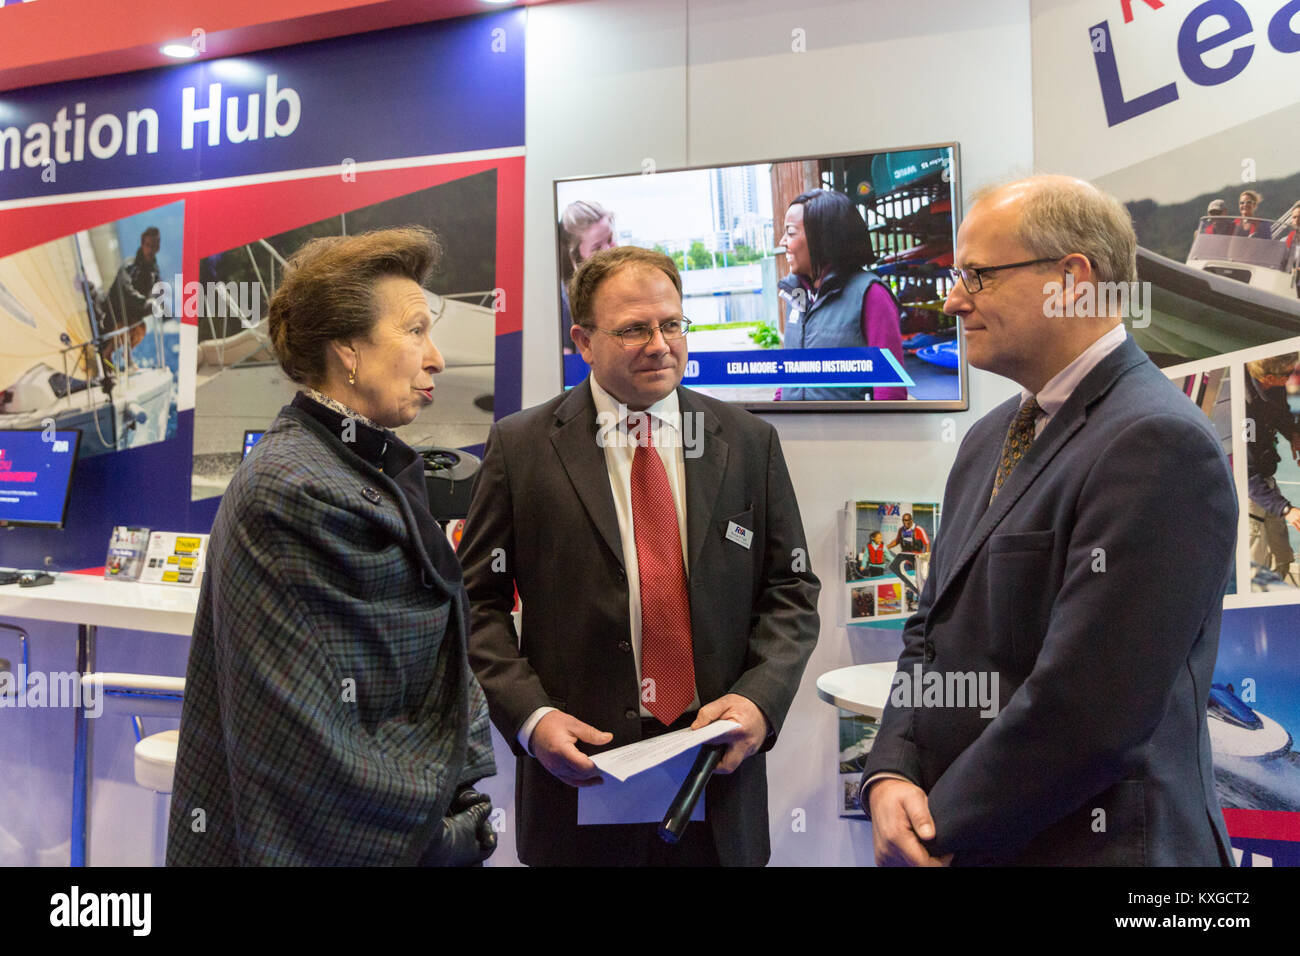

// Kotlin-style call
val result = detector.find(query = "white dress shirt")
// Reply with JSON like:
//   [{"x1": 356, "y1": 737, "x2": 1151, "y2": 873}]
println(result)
[
  {"x1": 517, "y1": 376, "x2": 699, "y2": 752},
  {"x1": 1022, "y1": 322, "x2": 1128, "y2": 437}
]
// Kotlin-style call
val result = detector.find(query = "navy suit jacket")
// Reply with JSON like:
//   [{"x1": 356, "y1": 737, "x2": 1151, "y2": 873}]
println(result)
[{"x1": 862, "y1": 335, "x2": 1236, "y2": 866}]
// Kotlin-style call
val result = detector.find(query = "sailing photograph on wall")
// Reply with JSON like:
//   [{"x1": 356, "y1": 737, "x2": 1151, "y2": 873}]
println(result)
[
  {"x1": 0, "y1": 201, "x2": 182, "y2": 459},
  {"x1": 190, "y1": 174, "x2": 500, "y2": 501}
]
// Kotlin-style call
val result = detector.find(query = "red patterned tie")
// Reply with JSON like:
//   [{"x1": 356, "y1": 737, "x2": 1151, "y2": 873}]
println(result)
[{"x1": 629, "y1": 413, "x2": 695, "y2": 725}]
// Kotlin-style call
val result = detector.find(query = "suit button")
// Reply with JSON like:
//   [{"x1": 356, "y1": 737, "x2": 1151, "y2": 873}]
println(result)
[
  {"x1": 616, "y1": 567, "x2": 626, "y2": 583},
  {"x1": 618, "y1": 641, "x2": 631, "y2": 653},
  {"x1": 923, "y1": 642, "x2": 936, "y2": 664},
  {"x1": 624, "y1": 709, "x2": 638, "y2": 720}
]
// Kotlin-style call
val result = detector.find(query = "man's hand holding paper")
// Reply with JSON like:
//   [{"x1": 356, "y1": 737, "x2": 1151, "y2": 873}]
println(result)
[{"x1": 690, "y1": 694, "x2": 769, "y2": 773}]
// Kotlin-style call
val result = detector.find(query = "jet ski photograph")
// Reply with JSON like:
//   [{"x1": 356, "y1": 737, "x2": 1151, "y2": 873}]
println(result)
[
  {"x1": 1210, "y1": 605, "x2": 1300, "y2": 816},
  {"x1": 1208, "y1": 682, "x2": 1293, "y2": 761},
  {"x1": 1210, "y1": 680, "x2": 1300, "y2": 814}
]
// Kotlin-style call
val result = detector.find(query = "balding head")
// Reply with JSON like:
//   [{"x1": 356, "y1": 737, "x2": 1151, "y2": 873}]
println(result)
[
  {"x1": 946, "y1": 174, "x2": 1133, "y2": 393},
  {"x1": 968, "y1": 175, "x2": 1137, "y2": 286}
]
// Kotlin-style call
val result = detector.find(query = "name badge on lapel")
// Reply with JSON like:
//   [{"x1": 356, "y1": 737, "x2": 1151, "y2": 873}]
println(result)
[{"x1": 725, "y1": 521, "x2": 752, "y2": 549}]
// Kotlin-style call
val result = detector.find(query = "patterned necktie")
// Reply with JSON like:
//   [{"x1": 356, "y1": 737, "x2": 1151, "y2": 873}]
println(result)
[
  {"x1": 629, "y1": 413, "x2": 695, "y2": 725},
  {"x1": 990, "y1": 397, "x2": 1042, "y2": 502}
]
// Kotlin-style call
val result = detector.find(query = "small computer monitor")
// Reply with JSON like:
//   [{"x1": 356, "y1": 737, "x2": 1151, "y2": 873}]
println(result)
[
  {"x1": 242, "y1": 431, "x2": 265, "y2": 459},
  {"x1": 0, "y1": 429, "x2": 82, "y2": 529}
]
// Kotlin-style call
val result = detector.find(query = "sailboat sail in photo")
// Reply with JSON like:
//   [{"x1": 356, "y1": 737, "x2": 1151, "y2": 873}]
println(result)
[{"x1": 0, "y1": 232, "x2": 175, "y2": 457}]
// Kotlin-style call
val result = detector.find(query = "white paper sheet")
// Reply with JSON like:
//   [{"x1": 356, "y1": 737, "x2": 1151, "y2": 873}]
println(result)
[
  {"x1": 575, "y1": 720, "x2": 739, "y2": 826},
  {"x1": 590, "y1": 720, "x2": 739, "y2": 782},
  {"x1": 578, "y1": 749, "x2": 705, "y2": 826}
]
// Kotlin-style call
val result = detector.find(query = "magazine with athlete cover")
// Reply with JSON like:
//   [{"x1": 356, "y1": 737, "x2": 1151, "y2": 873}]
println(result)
[
  {"x1": 103, "y1": 526, "x2": 150, "y2": 581},
  {"x1": 840, "y1": 500, "x2": 939, "y2": 624}
]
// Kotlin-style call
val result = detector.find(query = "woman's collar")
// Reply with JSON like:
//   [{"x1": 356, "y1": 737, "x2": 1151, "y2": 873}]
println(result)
[{"x1": 304, "y1": 388, "x2": 386, "y2": 431}]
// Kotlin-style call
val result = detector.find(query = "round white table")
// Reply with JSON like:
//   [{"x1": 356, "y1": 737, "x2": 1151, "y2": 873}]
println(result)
[{"x1": 815, "y1": 662, "x2": 897, "y2": 717}]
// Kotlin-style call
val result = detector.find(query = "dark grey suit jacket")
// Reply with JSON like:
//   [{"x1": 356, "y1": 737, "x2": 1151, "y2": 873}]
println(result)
[
  {"x1": 459, "y1": 380, "x2": 820, "y2": 866},
  {"x1": 862, "y1": 335, "x2": 1237, "y2": 866}
]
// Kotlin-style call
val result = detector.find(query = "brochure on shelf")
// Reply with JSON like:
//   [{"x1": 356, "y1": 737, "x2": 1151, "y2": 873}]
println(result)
[
  {"x1": 839, "y1": 499, "x2": 940, "y2": 625},
  {"x1": 139, "y1": 532, "x2": 209, "y2": 587},
  {"x1": 104, "y1": 526, "x2": 150, "y2": 581}
]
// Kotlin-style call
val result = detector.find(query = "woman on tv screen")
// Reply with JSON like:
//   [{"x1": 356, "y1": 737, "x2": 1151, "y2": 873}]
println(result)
[{"x1": 778, "y1": 189, "x2": 906, "y2": 401}]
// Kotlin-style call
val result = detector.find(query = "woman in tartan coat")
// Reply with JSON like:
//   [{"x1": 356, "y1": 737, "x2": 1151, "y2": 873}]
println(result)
[{"x1": 167, "y1": 228, "x2": 496, "y2": 866}]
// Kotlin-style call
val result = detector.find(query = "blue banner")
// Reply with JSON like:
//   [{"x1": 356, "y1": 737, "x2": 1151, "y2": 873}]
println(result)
[
  {"x1": 0, "y1": 13, "x2": 525, "y2": 201},
  {"x1": 565, "y1": 347, "x2": 915, "y2": 389}
]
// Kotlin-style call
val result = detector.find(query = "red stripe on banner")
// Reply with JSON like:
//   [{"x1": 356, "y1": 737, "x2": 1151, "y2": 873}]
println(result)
[
  {"x1": 0, "y1": 158, "x2": 517, "y2": 327},
  {"x1": 1222, "y1": 808, "x2": 1300, "y2": 842},
  {"x1": 494, "y1": 156, "x2": 524, "y2": 337},
  {"x1": 187, "y1": 160, "x2": 508, "y2": 261},
  {"x1": 0, "y1": 196, "x2": 191, "y2": 260}
]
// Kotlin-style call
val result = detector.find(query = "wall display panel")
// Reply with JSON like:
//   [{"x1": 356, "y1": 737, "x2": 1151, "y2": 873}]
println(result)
[
  {"x1": 1034, "y1": 0, "x2": 1300, "y2": 865},
  {"x1": 191, "y1": 171, "x2": 500, "y2": 500},
  {"x1": 554, "y1": 144, "x2": 966, "y2": 412},
  {"x1": 1164, "y1": 341, "x2": 1300, "y2": 609},
  {"x1": 0, "y1": 201, "x2": 183, "y2": 460},
  {"x1": 1033, "y1": 0, "x2": 1300, "y2": 368},
  {"x1": 837, "y1": 710, "x2": 877, "y2": 819},
  {"x1": 1213, "y1": 604, "x2": 1300, "y2": 866},
  {"x1": 0, "y1": 12, "x2": 525, "y2": 570}
]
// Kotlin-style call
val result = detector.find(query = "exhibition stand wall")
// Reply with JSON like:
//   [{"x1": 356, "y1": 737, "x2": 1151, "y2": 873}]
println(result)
[{"x1": 3, "y1": 0, "x2": 1296, "y2": 867}]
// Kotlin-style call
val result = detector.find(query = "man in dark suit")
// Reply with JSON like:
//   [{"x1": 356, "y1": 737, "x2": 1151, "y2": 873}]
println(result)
[
  {"x1": 862, "y1": 175, "x2": 1237, "y2": 866},
  {"x1": 459, "y1": 246, "x2": 819, "y2": 866}
]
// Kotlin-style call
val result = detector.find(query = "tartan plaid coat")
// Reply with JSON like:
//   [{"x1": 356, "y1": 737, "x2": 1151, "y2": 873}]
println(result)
[{"x1": 166, "y1": 404, "x2": 495, "y2": 865}]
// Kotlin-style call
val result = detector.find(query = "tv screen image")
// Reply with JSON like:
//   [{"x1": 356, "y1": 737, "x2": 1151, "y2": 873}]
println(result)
[
  {"x1": 555, "y1": 143, "x2": 965, "y2": 412},
  {"x1": 0, "y1": 428, "x2": 82, "y2": 529},
  {"x1": 241, "y1": 430, "x2": 265, "y2": 460}
]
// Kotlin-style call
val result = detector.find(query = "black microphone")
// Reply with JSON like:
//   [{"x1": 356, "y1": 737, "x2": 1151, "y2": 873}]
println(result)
[{"x1": 659, "y1": 744, "x2": 725, "y2": 844}]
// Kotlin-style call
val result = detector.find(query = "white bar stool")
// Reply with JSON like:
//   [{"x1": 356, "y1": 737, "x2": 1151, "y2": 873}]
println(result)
[{"x1": 82, "y1": 673, "x2": 185, "y2": 793}]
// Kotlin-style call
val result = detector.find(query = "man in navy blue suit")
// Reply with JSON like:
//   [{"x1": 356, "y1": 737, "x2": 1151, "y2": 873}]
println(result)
[{"x1": 861, "y1": 175, "x2": 1237, "y2": 866}]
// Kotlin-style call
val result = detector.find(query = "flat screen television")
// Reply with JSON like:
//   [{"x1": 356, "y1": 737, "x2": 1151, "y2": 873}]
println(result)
[
  {"x1": 554, "y1": 142, "x2": 965, "y2": 411},
  {"x1": 0, "y1": 428, "x2": 82, "y2": 528}
]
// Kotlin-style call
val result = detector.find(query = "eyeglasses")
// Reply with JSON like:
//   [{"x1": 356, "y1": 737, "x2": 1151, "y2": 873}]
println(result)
[
  {"x1": 581, "y1": 317, "x2": 692, "y2": 348},
  {"x1": 949, "y1": 257, "x2": 1061, "y2": 295}
]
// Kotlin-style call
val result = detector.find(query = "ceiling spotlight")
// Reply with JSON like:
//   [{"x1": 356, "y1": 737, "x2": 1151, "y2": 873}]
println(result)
[{"x1": 161, "y1": 44, "x2": 199, "y2": 59}]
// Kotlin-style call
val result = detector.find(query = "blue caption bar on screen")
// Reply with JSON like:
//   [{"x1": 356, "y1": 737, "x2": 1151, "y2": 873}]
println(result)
[{"x1": 564, "y1": 348, "x2": 915, "y2": 389}]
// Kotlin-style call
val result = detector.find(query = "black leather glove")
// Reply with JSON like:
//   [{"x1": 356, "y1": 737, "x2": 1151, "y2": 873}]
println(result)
[{"x1": 419, "y1": 787, "x2": 497, "y2": 866}]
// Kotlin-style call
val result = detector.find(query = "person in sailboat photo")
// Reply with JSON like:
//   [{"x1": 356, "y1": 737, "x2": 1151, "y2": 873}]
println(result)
[{"x1": 94, "y1": 225, "x2": 163, "y2": 369}]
